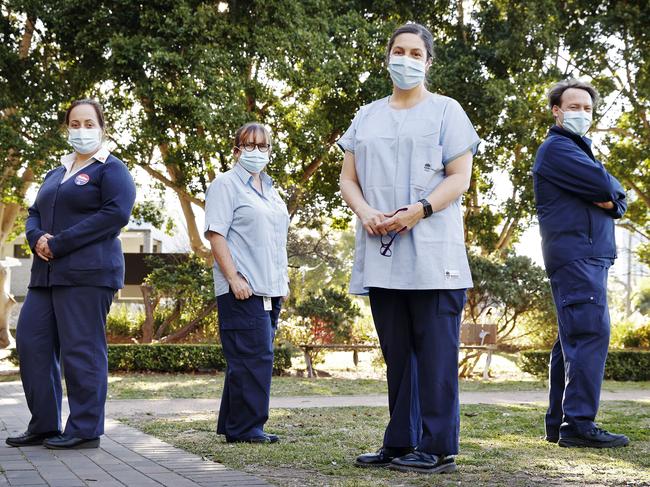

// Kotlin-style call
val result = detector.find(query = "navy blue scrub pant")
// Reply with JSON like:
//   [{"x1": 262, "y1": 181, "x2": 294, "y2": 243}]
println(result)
[
  {"x1": 16, "y1": 286, "x2": 115, "y2": 439},
  {"x1": 369, "y1": 288, "x2": 466, "y2": 456},
  {"x1": 545, "y1": 260, "x2": 610, "y2": 438},
  {"x1": 216, "y1": 292, "x2": 282, "y2": 440}
]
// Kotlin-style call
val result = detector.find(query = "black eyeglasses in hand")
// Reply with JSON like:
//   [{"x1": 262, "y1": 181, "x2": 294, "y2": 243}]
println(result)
[{"x1": 379, "y1": 207, "x2": 408, "y2": 257}]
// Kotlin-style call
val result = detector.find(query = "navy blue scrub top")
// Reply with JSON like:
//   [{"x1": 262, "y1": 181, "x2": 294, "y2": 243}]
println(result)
[{"x1": 25, "y1": 148, "x2": 136, "y2": 289}]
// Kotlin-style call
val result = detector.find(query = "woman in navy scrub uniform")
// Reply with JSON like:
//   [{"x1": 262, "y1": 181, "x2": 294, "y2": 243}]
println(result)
[
  {"x1": 6, "y1": 99, "x2": 136, "y2": 450},
  {"x1": 339, "y1": 24, "x2": 480, "y2": 474}
]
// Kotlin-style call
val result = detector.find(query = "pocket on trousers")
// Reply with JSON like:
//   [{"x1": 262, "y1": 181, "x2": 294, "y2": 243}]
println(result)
[
  {"x1": 437, "y1": 289, "x2": 467, "y2": 316},
  {"x1": 559, "y1": 291, "x2": 606, "y2": 336},
  {"x1": 230, "y1": 318, "x2": 273, "y2": 357}
]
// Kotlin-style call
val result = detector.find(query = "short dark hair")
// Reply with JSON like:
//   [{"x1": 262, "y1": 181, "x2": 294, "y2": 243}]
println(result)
[
  {"x1": 547, "y1": 79, "x2": 599, "y2": 109},
  {"x1": 386, "y1": 23, "x2": 434, "y2": 63},
  {"x1": 64, "y1": 99, "x2": 106, "y2": 129},
  {"x1": 233, "y1": 122, "x2": 271, "y2": 149}
]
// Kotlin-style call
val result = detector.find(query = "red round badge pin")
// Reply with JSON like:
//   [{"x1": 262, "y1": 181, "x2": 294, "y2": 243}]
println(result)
[{"x1": 75, "y1": 173, "x2": 90, "y2": 186}]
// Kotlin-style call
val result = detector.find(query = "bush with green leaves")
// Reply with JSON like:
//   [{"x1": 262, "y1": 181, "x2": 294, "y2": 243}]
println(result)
[
  {"x1": 143, "y1": 254, "x2": 216, "y2": 343},
  {"x1": 466, "y1": 253, "x2": 556, "y2": 348},
  {"x1": 519, "y1": 350, "x2": 650, "y2": 381},
  {"x1": 106, "y1": 304, "x2": 143, "y2": 339},
  {"x1": 10, "y1": 344, "x2": 294, "y2": 375}
]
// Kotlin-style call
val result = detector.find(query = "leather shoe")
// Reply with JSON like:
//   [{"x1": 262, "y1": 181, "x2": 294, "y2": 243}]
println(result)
[
  {"x1": 43, "y1": 434, "x2": 100, "y2": 450},
  {"x1": 558, "y1": 427, "x2": 629, "y2": 449},
  {"x1": 389, "y1": 451, "x2": 457, "y2": 474},
  {"x1": 5, "y1": 430, "x2": 60, "y2": 447},
  {"x1": 355, "y1": 446, "x2": 414, "y2": 468},
  {"x1": 226, "y1": 433, "x2": 279, "y2": 444},
  {"x1": 541, "y1": 434, "x2": 559, "y2": 443}
]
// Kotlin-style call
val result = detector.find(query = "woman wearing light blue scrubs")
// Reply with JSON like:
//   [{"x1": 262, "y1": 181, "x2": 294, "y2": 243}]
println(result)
[
  {"x1": 339, "y1": 23, "x2": 480, "y2": 474},
  {"x1": 204, "y1": 122, "x2": 289, "y2": 444}
]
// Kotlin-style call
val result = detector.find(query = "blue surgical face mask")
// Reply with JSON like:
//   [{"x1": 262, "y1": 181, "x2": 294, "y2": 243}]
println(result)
[
  {"x1": 560, "y1": 109, "x2": 592, "y2": 137},
  {"x1": 238, "y1": 148, "x2": 269, "y2": 173},
  {"x1": 387, "y1": 55, "x2": 426, "y2": 90},
  {"x1": 67, "y1": 128, "x2": 102, "y2": 154}
]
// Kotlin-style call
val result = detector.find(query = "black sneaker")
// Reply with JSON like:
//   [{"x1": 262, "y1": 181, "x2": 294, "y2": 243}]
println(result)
[
  {"x1": 558, "y1": 427, "x2": 629, "y2": 449},
  {"x1": 389, "y1": 451, "x2": 457, "y2": 474},
  {"x1": 541, "y1": 434, "x2": 559, "y2": 443},
  {"x1": 355, "y1": 446, "x2": 413, "y2": 468},
  {"x1": 226, "y1": 433, "x2": 279, "y2": 444}
]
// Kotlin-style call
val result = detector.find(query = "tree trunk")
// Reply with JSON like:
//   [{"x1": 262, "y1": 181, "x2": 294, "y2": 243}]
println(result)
[
  {"x1": 160, "y1": 301, "x2": 217, "y2": 343},
  {"x1": 0, "y1": 265, "x2": 16, "y2": 349},
  {"x1": 140, "y1": 284, "x2": 157, "y2": 343}
]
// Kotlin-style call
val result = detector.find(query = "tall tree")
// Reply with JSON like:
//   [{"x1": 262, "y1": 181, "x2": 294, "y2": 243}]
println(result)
[{"x1": 562, "y1": 0, "x2": 650, "y2": 263}]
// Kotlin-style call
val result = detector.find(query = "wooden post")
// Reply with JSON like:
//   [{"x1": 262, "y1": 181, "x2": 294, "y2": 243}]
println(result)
[{"x1": 140, "y1": 284, "x2": 155, "y2": 343}]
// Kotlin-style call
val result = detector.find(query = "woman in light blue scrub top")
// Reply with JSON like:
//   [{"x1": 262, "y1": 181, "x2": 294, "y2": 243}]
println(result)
[
  {"x1": 204, "y1": 122, "x2": 289, "y2": 444},
  {"x1": 339, "y1": 23, "x2": 480, "y2": 475}
]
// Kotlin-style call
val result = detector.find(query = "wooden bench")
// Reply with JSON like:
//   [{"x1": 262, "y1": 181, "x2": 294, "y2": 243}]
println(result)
[
  {"x1": 460, "y1": 323, "x2": 497, "y2": 379},
  {"x1": 299, "y1": 344, "x2": 378, "y2": 378},
  {"x1": 299, "y1": 323, "x2": 497, "y2": 379}
]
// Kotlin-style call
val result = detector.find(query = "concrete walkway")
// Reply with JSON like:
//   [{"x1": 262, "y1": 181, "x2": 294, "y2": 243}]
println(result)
[
  {"x1": 0, "y1": 382, "x2": 269, "y2": 487},
  {"x1": 97, "y1": 388, "x2": 650, "y2": 417}
]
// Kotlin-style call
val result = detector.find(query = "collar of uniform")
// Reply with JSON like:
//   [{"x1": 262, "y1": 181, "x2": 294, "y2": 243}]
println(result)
[
  {"x1": 233, "y1": 162, "x2": 273, "y2": 187},
  {"x1": 60, "y1": 146, "x2": 110, "y2": 171},
  {"x1": 549, "y1": 125, "x2": 592, "y2": 147}
]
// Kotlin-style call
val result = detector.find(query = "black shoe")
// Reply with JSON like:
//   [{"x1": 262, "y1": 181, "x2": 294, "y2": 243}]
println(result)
[
  {"x1": 226, "y1": 433, "x2": 279, "y2": 444},
  {"x1": 355, "y1": 446, "x2": 414, "y2": 468},
  {"x1": 558, "y1": 427, "x2": 629, "y2": 449},
  {"x1": 5, "y1": 430, "x2": 60, "y2": 447},
  {"x1": 43, "y1": 435, "x2": 100, "y2": 450},
  {"x1": 389, "y1": 451, "x2": 457, "y2": 474}
]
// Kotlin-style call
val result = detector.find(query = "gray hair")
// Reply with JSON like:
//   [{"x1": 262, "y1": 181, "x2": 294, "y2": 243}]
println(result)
[{"x1": 547, "y1": 79, "x2": 600, "y2": 109}]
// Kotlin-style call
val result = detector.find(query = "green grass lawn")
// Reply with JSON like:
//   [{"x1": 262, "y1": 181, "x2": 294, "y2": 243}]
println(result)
[{"x1": 123, "y1": 401, "x2": 650, "y2": 487}]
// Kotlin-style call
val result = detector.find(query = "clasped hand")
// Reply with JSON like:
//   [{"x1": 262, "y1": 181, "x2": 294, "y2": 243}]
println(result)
[
  {"x1": 35, "y1": 234, "x2": 54, "y2": 261},
  {"x1": 359, "y1": 203, "x2": 423, "y2": 236}
]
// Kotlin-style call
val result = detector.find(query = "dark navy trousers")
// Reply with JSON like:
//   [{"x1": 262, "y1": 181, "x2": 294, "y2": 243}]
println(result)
[
  {"x1": 545, "y1": 260, "x2": 610, "y2": 438},
  {"x1": 216, "y1": 292, "x2": 282, "y2": 440},
  {"x1": 369, "y1": 288, "x2": 466, "y2": 456},
  {"x1": 16, "y1": 286, "x2": 114, "y2": 438}
]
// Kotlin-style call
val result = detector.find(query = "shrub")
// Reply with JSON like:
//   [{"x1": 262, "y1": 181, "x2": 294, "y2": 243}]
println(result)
[
  {"x1": 519, "y1": 349, "x2": 650, "y2": 381},
  {"x1": 106, "y1": 304, "x2": 143, "y2": 338},
  {"x1": 9, "y1": 344, "x2": 294, "y2": 375},
  {"x1": 620, "y1": 323, "x2": 650, "y2": 349}
]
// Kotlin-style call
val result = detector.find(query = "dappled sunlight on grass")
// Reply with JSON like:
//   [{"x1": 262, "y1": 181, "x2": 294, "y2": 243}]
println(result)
[{"x1": 124, "y1": 401, "x2": 650, "y2": 487}]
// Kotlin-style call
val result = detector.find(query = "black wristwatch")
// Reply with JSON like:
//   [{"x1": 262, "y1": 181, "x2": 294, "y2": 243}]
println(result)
[{"x1": 418, "y1": 199, "x2": 433, "y2": 218}]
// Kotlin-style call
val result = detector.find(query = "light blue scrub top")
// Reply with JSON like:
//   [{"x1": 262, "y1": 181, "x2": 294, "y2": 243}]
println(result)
[
  {"x1": 204, "y1": 163, "x2": 290, "y2": 297},
  {"x1": 338, "y1": 94, "x2": 480, "y2": 295}
]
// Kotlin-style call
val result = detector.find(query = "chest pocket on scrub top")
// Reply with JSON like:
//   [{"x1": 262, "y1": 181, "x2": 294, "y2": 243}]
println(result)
[{"x1": 410, "y1": 133, "x2": 443, "y2": 191}]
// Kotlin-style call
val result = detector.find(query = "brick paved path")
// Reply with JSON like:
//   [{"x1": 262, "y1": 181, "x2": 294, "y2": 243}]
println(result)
[{"x1": 0, "y1": 382, "x2": 270, "y2": 487}]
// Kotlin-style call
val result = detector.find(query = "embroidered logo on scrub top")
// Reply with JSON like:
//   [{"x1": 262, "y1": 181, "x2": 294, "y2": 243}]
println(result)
[
  {"x1": 424, "y1": 162, "x2": 433, "y2": 172},
  {"x1": 75, "y1": 173, "x2": 90, "y2": 186},
  {"x1": 445, "y1": 269, "x2": 460, "y2": 279}
]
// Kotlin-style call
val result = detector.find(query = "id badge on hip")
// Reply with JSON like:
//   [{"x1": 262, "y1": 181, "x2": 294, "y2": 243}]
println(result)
[{"x1": 263, "y1": 296, "x2": 272, "y2": 311}]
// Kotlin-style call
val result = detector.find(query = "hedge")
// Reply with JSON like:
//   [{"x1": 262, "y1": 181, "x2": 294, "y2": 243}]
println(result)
[
  {"x1": 519, "y1": 349, "x2": 650, "y2": 381},
  {"x1": 9, "y1": 343, "x2": 294, "y2": 375}
]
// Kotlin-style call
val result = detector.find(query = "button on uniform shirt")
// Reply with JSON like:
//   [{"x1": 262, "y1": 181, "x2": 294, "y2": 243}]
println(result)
[
  {"x1": 338, "y1": 94, "x2": 480, "y2": 295},
  {"x1": 204, "y1": 163, "x2": 290, "y2": 297}
]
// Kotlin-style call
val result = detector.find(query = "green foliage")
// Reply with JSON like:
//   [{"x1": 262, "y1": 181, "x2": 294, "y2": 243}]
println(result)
[
  {"x1": 466, "y1": 253, "x2": 556, "y2": 346},
  {"x1": 144, "y1": 253, "x2": 216, "y2": 340},
  {"x1": 106, "y1": 304, "x2": 143, "y2": 338},
  {"x1": 616, "y1": 323, "x2": 650, "y2": 349},
  {"x1": 10, "y1": 344, "x2": 293, "y2": 375},
  {"x1": 519, "y1": 350, "x2": 650, "y2": 381},
  {"x1": 635, "y1": 280, "x2": 650, "y2": 316},
  {"x1": 131, "y1": 200, "x2": 175, "y2": 236},
  {"x1": 294, "y1": 287, "x2": 361, "y2": 345}
]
